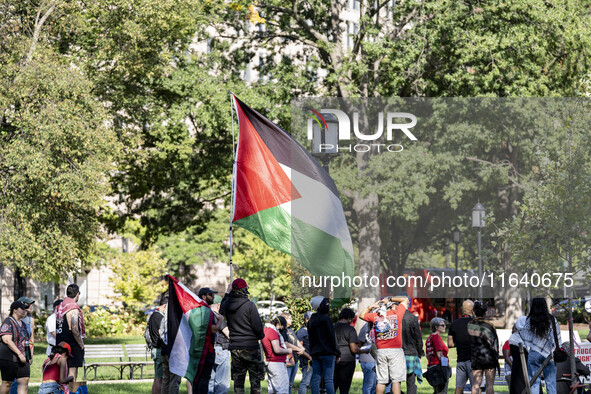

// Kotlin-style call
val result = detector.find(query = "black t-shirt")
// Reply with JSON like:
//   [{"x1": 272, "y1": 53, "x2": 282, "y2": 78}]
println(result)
[
  {"x1": 448, "y1": 316, "x2": 472, "y2": 362},
  {"x1": 296, "y1": 326, "x2": 310, "y2": 353},
  {"x1": 334, "y1": 322, "x2": 357, "y2": 363},
  {"x1": 0, "y1": 317, "x2": 28, "y2": 362},
  {"x1": 215, "y1": 319, "x2": 230, "y2": 348},
  {"x1": 148, "y1": 311, "x2": 165, "y2": 349}
]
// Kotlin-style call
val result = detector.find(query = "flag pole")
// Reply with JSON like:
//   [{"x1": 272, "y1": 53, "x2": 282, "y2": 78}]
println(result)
[{"x1": 229, "y1": 93, "x2": 238, "y2": 285}]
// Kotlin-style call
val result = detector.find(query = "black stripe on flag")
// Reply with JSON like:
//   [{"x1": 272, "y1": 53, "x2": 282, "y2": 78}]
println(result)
[
  {"x1": 235, "y1": 96, "x2": 340, "y2": 197},
  {"x1": 166, "y1": 277, "x2": 183, "y2": 357}
]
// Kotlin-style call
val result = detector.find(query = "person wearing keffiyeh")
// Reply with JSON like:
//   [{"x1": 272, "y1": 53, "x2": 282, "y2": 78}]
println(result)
[{"x1": 55, "y1": 284, "x2": 85, "y2": 382}]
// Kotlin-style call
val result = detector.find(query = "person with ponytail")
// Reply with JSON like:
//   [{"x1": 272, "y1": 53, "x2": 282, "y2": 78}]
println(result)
[{"x1": 38, "y1": 342, "x2": 74, "y2": 394}]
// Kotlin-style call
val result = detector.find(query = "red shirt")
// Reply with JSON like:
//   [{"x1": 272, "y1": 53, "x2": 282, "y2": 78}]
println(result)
[
  {"x1": 363, "y1": 303, "x2": 406, "y2": 349},
  {"x1": 42, "y1": 354, "x2": 67, "y2": 381},
  {"x1": 426, "y1": 333, "x2": 448, "y2": 366},
  {"x1": 262, "y1": 327, "x2": 287, "y2": 363}
]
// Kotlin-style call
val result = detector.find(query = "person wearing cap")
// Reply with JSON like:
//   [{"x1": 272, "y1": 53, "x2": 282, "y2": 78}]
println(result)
[
  {"x1": 38, "y1": 342, "x2": 74, "y2": 394},
  {"x1": 45, "y1": 300, "x2": 62, "y2": 357},
  {"x1": 15, "y1": 298, "x2": 34, "y2": 344},
  {"x1": 8, "y1": 297, "x2": 35, "y2": 394},
  {"x1": 208, "y1": 295, "x2": 231, "y2": 394},
  {"x1": 219, "y1": 278, "x2": 265, "y2": 394},
  {"x1": 56, "y1": 284, "x2": 85, "y2": 381},
  {"x1": 296, "y1": 311, "x2": 313, "y2": 394},
  {"x1": 448, "y1": 299, "x2": 474, "y2": 394},
  {"x1": 308, "y1": 296, "x2": 340, "y2": 394},
  {"x1": 148, "y1": 295, "x2": 168, "y2": 394},
  {"x1": 0, "y1": 301, "x2": 32, "y2": 394},
  {"x1": 359, "y1": 295, "x2": 410, "y2": 394},
  {"x1": 192, "y1": 288, "x2": 225, "y2": 394}
]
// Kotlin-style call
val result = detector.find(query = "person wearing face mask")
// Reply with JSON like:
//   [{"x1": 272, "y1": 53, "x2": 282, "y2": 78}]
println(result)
[{"x1": 307, "y1": 297, "x2": 340, "y2": 394}]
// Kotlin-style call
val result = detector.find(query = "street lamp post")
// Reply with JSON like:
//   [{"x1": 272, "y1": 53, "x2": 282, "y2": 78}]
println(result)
[
  {"x1": 452, "y1": 226, "x2": 461, "y2": 319},
  {"x1": 311, "y1": 113, "x2": 339, "y2": 173},
  {"x1": 472, "y1": 201, "x2": 486, "y2": 300}
]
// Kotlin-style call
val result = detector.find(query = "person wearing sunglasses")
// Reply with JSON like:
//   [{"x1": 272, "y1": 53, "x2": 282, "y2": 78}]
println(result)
[{"x1": 0, "y1": 301, "x2": 32, "y2": 394}]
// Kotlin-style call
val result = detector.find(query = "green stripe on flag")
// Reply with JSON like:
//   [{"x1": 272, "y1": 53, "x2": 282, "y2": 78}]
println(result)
[
  {"x1": 234, "y1": 205, "x2": 292, "y2": 256},
  {"x1": 185, "y1": 307, "x2": 211, "y2": 383},
  {"x1": 235, "y1": 205, "x2": 354, "y2": 280}
]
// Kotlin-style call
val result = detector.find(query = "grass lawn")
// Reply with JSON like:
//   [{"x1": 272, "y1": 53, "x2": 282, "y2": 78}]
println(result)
[
  {"x1": 24, "y1": 327, "x2": 589, "y2": 393},
  {"x1": 26, "y1": 376, "x2": 511, "y2": 393}
]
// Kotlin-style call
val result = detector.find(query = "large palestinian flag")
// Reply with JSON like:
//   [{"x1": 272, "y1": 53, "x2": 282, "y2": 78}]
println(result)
[
  {"x1": 232, "y1": 96, "x2": 354, "y2": 293},
  {"x1": 166, "y1": 275, "x2": 213, "y2": 384}
]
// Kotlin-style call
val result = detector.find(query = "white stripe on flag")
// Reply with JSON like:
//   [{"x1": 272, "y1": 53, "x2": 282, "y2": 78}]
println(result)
[
  {"x1": 279, "y1": 164, "x2": 354, "y2": 254},
  {"x1": 169, "y1": 310, "x2": 193, "y2": 377}
]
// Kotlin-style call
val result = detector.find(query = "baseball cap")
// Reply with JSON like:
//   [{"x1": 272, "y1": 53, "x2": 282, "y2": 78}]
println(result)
[
  {"x1": 232, "y1": 279, "x2": 248, "y2": 289},
  {"x1": 57, "y1": 342, "x2": 73, "y2": 357},
  {"x1": 198, "y1": 287, "x2": 218, "y2": 297},
  {"x1": 53, "y1": 299, "x2": 63, "y2": 308},
  {"x1": 10, "y1": 301, "x2": 29, "y2": 310},
  {"x1": 17, "y1": 297, "x2": 35, "y2": 305}
]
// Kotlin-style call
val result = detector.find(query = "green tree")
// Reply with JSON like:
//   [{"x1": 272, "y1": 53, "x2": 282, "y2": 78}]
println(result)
[
  {"x1": 109, "y1": 248, "x2": 168, "y2": 308},
  {"x1": 206, "y1": 0, "x2": 591, "y2": 303},
  {"x1": 0, "y1": 18, "x2": 119, "y2": 279},
  {"x1": 233, "y1": 228, "x2": 291, "y2": 301},
  {"x1": 503, "y1": 103, "x2": 591, "y2": 284}
]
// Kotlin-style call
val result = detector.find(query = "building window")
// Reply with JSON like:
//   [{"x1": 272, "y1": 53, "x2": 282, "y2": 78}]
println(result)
[{"x1": 347, "y1": 22, "x2": 359, "y2": 50}]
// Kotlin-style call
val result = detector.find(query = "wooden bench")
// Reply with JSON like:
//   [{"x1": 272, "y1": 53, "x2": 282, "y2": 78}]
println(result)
[{"x1": 82, "y1": 344, "x2": 153, "y2": 381}]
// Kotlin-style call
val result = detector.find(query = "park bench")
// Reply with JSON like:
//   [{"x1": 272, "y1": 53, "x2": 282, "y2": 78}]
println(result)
[
  {"x1": 82, "y1": 344, "x2": 153, "y2": 381},
  {"x1": 124, "y1": 344, "x2": 153, "y2": 379}
]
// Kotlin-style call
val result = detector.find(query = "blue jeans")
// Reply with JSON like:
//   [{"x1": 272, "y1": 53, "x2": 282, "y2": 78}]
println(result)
[
  {"x1": 287, "y1": 359, "x2": 299, "y2": 391},
  {"x1": 527, "y1": 350, "x2": 556, "y2": 394},
  {"x1": 310, "y1": 356, "x2": 335, "y2": 394},
  {"x1": 360, "y1": 361, "x2": 377, "y2": 394},
  {"x1": 37, "y1": 382, "x2": 61, "y2": 394},
  {"x1": 208, "y1": 346, "x2": 231, "y2": 394},
  {"x1": 298, "y1": 361, "x2": 313, "y2": 394}
]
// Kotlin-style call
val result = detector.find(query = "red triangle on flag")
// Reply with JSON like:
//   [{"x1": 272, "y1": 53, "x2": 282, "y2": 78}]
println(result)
[{"x1": 233, "y1": 99, "x2": 300, "y2": 222}]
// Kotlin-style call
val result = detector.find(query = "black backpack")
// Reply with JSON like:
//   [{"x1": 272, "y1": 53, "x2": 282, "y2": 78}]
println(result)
[{"x1": 144, "y1": 313, "x2": 155, "y2": 349}]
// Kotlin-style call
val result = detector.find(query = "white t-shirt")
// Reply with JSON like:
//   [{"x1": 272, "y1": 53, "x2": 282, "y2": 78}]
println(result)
[{"x1": 46, "y1": 313, "x2": 57, "y2": 355}]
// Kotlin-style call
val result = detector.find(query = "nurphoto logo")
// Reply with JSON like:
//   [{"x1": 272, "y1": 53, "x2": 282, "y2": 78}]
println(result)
[{"x1": 306, "y1": 107, "x2": 418, "y2": 153}]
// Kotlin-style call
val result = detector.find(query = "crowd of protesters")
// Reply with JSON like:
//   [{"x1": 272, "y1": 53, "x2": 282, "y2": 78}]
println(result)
[{"x1": 3, "y1": 281, "x2": 591, "y2": 394}]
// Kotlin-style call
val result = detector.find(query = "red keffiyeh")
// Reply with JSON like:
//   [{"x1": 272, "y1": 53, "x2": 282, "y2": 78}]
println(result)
[{"x1": 56, "y1": 297, "x2": 85, "y2": 338}]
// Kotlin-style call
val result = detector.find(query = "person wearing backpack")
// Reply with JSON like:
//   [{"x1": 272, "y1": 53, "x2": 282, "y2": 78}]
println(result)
[{"x1": 147, "y1": 295, "x2": 168, "y2": 394}]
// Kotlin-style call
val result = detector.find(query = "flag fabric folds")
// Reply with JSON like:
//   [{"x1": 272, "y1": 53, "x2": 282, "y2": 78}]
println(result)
[
  {"x1": 167, "y1": 275, "x2": 213, "y2": 384},
  {"x1": 231, "y1": 96, "x2": 354, "y2": 291}
]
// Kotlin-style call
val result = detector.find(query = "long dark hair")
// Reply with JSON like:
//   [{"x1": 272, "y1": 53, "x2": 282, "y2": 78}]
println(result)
[
  {"x1": 528, "y1": 297, "x2": 552, "y2": 338},
  {"x1": 49, "y1": 345, "x2": 68, "y2": 361}
]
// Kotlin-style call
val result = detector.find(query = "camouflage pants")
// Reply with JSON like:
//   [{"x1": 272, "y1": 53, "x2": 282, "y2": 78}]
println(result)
[{"x1": 231, "y1": 348, "x2": 265, "y2": 394}]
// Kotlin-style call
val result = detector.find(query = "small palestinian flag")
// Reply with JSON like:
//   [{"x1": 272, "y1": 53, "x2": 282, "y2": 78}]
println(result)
[
  {"x1": 167, "y1": 275, "x2": 213, "y2": 384},
  {"x1": 232, "y1": 96, "x2": 354, "y2": 294}
]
